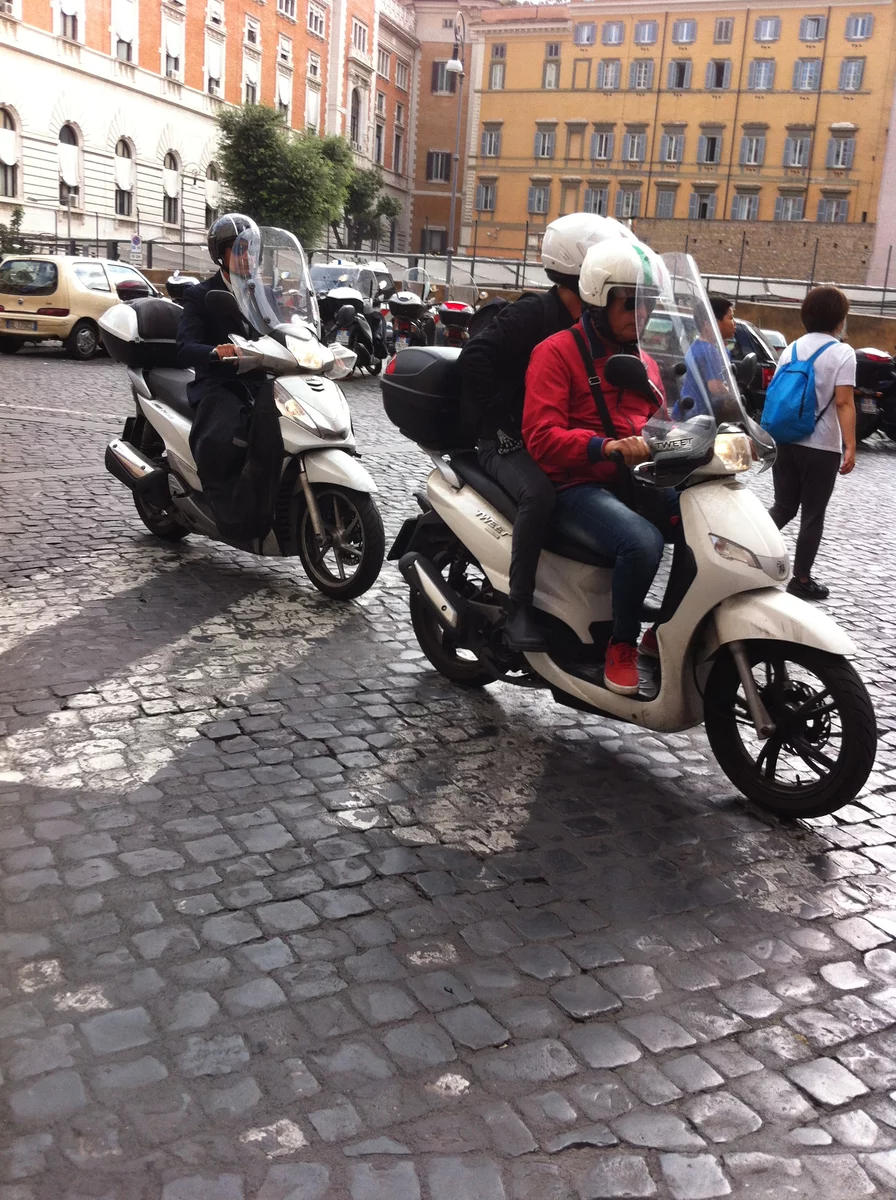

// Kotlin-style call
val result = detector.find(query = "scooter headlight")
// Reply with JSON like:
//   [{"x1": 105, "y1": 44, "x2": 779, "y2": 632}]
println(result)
[
  {"x1": 709, "y1": 534, "x2": 761, "y2": 569},
  {"x1": 275, "y1": 389, "x2": 320, "y2": 434},
  {"x1": 713, "y1": 432, "x2": 753, "y2": 473}
]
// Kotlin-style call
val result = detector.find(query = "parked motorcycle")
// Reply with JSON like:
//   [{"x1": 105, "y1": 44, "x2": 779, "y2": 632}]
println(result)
[
  {"x1": 98, "y1": 226, "x2": 385, "y2": 600},
  {"x1": 854, "y1": 347, "x2": 896, "y2": 442},
  {"x1": 165, "y1": 271, "x2": 200, "y2": 305},
  {"x1": 436, "y1": 271, "x2": 479, "y2": 347},
  {"x1": 388, "y1": 268, "x2": 437, "y2": 353},
  {"x1": 320, "y1": 286, "x2": 387, "y2": 376},
  {"x1": 381, "y1": 252, "x2": 876, "y2": 817}
]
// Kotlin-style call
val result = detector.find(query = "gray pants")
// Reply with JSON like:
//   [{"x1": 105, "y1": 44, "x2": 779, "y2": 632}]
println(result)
[
  {"x1": 769, "y1": 443, "x2": 840, "y2": 578},
  {"x1": 477, "y1": 440, "x2": 556, "y2": 605}
]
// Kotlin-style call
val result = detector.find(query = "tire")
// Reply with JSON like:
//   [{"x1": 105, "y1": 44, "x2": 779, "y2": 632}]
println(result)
[
  {"x1": 410, "y1": 590, "x2": 496, "y2": 687},
  {"x1": 131, "y1": 420, "x2": 190, "y2": 541},
  {"x1": 855, "y1": 410, "x2": 879, "y2": 441},
  {"x1": 65, "y1": 319, "x2": 99, "y2": 360},
  {"x1": 297, "y1": 486, "x2": 384, "y2": 600},
  {"x1": 704, "y1": 640, "x2": 877, "y2": 818},
  {"x1": 0, "y1": 339, "x2": 22, "y2": 354}
]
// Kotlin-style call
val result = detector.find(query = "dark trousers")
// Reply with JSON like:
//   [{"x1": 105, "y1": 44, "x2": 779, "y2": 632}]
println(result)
[
  {"x1": 768, "y1": 443, "x2": 840, "y2": 578},
  {"x1": 477, "y1": 440, "x2": 556, "y2": 605}
]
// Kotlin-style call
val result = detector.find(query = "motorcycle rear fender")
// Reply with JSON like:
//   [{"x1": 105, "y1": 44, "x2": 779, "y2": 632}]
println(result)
[
  {"x1": 700, "y1": 588, "x2": 856, "y2": 660},
  {"x1": 303, "y1": 448, "x2": 378, "y2": 494}
]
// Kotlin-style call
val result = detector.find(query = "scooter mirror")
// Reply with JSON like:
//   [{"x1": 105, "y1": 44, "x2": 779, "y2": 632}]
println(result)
[
  {"x1": 336, "y1": 303, "x2": 357, "y2": 330},
  {"x1": 604, "y1": 353, "x2": 652, "y2": 398},
  {"x1": 734, "y1": 352, "x2": 758, "y2": 389}
]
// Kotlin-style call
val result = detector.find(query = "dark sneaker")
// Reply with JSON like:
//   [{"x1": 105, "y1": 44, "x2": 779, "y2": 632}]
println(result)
[
  {"x1": 787, "y1": 577, "x2": 830, "y2": 601},
  {"x1": 604, "y1": 640, "x2": 640, "y2": 695},
  {"x1": 639, "y1": 627, "x2": 659, "y2": 659},
  {"x1": 504, "y1": 603, "x2": 547, "y2": 652}
]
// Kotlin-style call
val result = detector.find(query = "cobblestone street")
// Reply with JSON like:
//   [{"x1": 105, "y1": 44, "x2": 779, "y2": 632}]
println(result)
[{"x1": 3, "y1": 346, "x2": 896, "y2": 1200}]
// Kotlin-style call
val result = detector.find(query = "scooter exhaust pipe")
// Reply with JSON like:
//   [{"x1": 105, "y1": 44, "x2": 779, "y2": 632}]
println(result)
[
  {"x1": 399, "y1": 552, "x2": 464, "y2": 633},
  {"x1": 105, "y1": 439, "x2": 169, "y2": 506}
]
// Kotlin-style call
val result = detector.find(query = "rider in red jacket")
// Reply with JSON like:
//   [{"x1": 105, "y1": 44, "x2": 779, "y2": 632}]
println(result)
[{"x1": 522, "y1": 239, "x2": 677, "y2": 697}]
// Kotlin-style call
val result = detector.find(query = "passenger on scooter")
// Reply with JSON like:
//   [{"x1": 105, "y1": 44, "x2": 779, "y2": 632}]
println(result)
[
  {"x1": 459, "y1": 213, "x2": 636, "y2": 653},
  {"x1": 522, "y1": 240, "x2": 679, "y2": 698}
]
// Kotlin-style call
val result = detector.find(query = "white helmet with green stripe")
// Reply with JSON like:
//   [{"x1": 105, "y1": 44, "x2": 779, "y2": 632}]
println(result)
[{"x1": 577, "y1": 239, "x2": 666, "y2": 308}]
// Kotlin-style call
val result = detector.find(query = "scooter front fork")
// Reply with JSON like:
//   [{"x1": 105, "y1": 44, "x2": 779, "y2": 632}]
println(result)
[
  {"x1": 298, "y1": 460, "x2": 326, "y2": 545},
  {"x1": 728, "y1": 639, "x2": 776, "y2": 739}
]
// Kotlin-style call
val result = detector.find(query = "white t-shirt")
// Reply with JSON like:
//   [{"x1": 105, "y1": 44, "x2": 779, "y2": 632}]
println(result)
[{"x1": 773, "y1": 332, "x2": 856, "y2": 454}]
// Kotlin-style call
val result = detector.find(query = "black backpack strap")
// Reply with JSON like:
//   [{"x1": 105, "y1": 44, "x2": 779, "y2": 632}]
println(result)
[{"x1": 570, "y1": 326, "x2": 619, "y2": 439}]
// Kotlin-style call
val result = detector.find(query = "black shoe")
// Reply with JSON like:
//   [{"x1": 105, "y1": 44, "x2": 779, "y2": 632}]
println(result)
[
  {"x1": 504, "y1": 602, "x2": 547, "y2": 651},
  {"x1": 787, "y1": 576, "x2": 830, "y2": 600}
]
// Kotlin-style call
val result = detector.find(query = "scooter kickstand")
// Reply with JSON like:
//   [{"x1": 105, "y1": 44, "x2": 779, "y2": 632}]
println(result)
[{"x1": 728, "y1": 640, "x2": 776, "y2": 739}]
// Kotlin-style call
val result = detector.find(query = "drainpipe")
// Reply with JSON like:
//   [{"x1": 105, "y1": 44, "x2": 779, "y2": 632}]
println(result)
[{"x1": 722, "y1": 9, "x2": 751, "y2": 221}]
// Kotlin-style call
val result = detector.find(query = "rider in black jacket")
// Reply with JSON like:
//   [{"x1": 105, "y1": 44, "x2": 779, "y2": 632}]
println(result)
[{"x1": 459, "y1": 213, "x2": 635, "y2": 651}]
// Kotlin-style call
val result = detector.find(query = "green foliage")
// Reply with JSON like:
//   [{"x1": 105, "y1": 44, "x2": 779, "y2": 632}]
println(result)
[
  {"x1": 339, "y1": 167, "x2": 403, "y2": 250},
  {"x1": 0, "y1": 206, "x2": 25, "y2": 256},
  {"x1": 216, "y1": 106, "x2": 353, "y2": 247}
]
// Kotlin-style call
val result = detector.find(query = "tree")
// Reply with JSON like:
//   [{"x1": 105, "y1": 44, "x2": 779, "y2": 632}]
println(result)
[
  {"x1": 216, "y1": 106, "x2": 352, "y2": 248},
  {"x1": 0, "y1": 206, "x2": 24, "y2": 256},
  {"x1": 335, "y1": 167, "x2": 403, "y2": 250}
]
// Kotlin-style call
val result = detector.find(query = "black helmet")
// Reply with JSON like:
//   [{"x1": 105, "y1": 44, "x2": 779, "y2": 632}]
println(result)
[{"x1": 207, "y1": 213, "x2": 257, "y2": 268}]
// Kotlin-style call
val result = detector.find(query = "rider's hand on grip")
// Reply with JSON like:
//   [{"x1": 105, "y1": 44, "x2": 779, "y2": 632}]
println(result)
[
  {"x1": 604, "y1": 437, "x2": 650, "y2": 467},
  {"x1": 215, "y1": 344, "x2": 238, "y2": 360}
]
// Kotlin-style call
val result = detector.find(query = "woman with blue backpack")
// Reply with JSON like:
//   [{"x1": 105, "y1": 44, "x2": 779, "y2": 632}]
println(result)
[{"x1": 762, "y1": 285, "x2": 857, "y2": 601}]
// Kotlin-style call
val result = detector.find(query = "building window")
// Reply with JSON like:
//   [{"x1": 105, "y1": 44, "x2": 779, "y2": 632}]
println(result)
[
  {"x1": 432, "y1": 61, "x2": 458, "y2": 94},
  {"x1": 597, "y1": 60, "x2": 621, "y2": 90},
  {"x1": 715, "y1": 18, "x2": 734, "y2": 43},
  {"x1": 396, "y1": 59, "x2": 409, "y2": 90},
  {"x1": 307, "y1": 50, "x2": 321, "y2": 79},
  {"x1": 799, "y1": 15, "x2": 827, "y2": 40},
  {"x1": 307, "y1": 2, "x2": 325, "y2": 37},
  {"x1": 426, "y1": 150, "x2": 451, "y2": 182},
  {"x1": 244, "y1": 74, "x2": 258, "y2": 104},
  {"x1": 827, "y1": 136, "x2": 856, "y2": 169},
  {"x1": 784, "y1": 134, "x2": 811, "y2": 166},
  {"x1": 61, "y1": 11, "x2": 79, "y2": 40},
  {"x1": 305, "y1": 84, "x2": 320, "y2": 132},
  {"x1": 543, "y1": 59, "x2": 560, "y2": 89},
  {"x1": 352, "y1": 19, "x2": 368, "y2": 53},
  {"x1": 0, "y1": 109, "x2": 18, "y2": 199},
  {"x1": 395, "y1": 103, "x2": 404, "y2": 125},
  {"x1": 840, "y1": 58, "x2": 865, "y2": 91},
  {"x1": 689, "y1": 190, "x2": 717, "y2": 219},
  {"x1": 846, "y1": 13, "x2": 873, "y2": 39},
  {"x1": 166, "y1": 52, "x2": 180, "y2": 78},
  {"x1": 574, "y1": 22, "x2": 596, "y2": 46},
  {"x1": 583, "y1": 186, "x2": 608, "y2": 214},
  {"x1": 655, "y1": 189, "x2": 676, "y2": 218},
  {"x1": 602, "y1": 21, "x2": 624, "y2": 45},
  {"x1": 376, "y1": 91, "x2": 386, "y2": 117},
  {"x1": 590, "y1": 129, "x2": 615, "y2": 160},
  {"x1": 731, "y1": 192, "x2": 759, "y2": 220},
  {"x1": 393, "y1": 131, "x2": 403, "y2": 173},
  {"x1": 740, "y1": 133, "x2": 766, "y2": 165},
  {"x1": 754, "y1": 16, "x2": 781, "y2": 42},
  {"x1": 492, "y1": 43, "x2": 506, "y2": 59},
  {"x1": 377, "y1": 48, "x2": 390, "y2": 78},
  {"x1": 277, "y1": 74, "x2": 292, "y2": 120},
  {"x1": 374, "y1": 123, "x2": 384, "y2": 165},
  {"x1": 349, "y1": 87, "x2": 362, "y2": 149},
  {"x1": 629, "y1": 60, "x2": 654, "y2": 90},
  {"x1": 748, "y1": 59, "x2": 776, "y2": 90},
  {"x1": 163, "y1": 151, "x2": 179, "y2": 224},
  {"x1": 794, "y1": 59, "x2": 822, "y2": 91},
  {"x1": 705, "y1": 60, "x2": 731, "y2": 89},
  {"x1": 672, "y1": 19, "x2": 697, "y2": 43},
  {"x1": 775, "y1": 194, "x2": 805, "y2": 220},
  {"x1": 476, "y1": 181, "x2": 496, "y2": 211},
  {"x1": 534, "y1": 129, "x2": 556, "y2": 159},
  {"x1": 659, "y1": 131, "x2": 684, "y2": 163},
  {"x1": 207, "y1": 0, "x2": 224, "y2": 26},
  {"x1": 615, "y1": 188, "x2": 641, "y2": 218},
  {"x1": 206, "y1": 36, "x2": 223, "y2": 93},
  {"x1": 245, "y1": 16, "x2": 260, "y2": 45},
  {"x1": 489, "y1": 60, "x2": 505, "y2": 89},
  {"x1": 545, "y1": 41, "x2": 561, "y2": 58},
  {"x1": 527, "y1": 184, "x2": 551, "y2": 214},
  {"x1": 622, "y1": 130, "x2": 647, "y2": 162},
  {"x1": 668, "y1": 60, "x2": 693, "y2": 89},
  {"x1": 697, "y1": 131, "x2": 722, "y2": 163},
  {"x1": 818, "y1": 196, "x2": 848, "y2": 222},
  {"x1": 278, "y1": 0, "x2": 297, "y2": 17},
  {"x1": 205, "y1": 163, "x2": 220, "y2": 227},
  {"x1": 58, "y1": 123, "x2": 80, "y2": 206},
  {"x1": 113, "y1": 138, "x2": 133, "y2": 216},
  {"x1": 278, "y1": 35, "x2": 292, "y2": 64},
  {"x1": 116, "y1": 37, "x2": 133, "y2": 61},
  {"x1": 634, "y1": 20, "x2": 658, "y2": 45},
  {"x1": 481, "y1": 127, "x2": 502, "y2": 157}
]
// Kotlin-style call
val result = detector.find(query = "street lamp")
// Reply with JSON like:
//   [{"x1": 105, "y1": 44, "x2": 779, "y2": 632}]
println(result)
[{"x1": 444, "y1": 10, "x2": 465, "y2": 288}]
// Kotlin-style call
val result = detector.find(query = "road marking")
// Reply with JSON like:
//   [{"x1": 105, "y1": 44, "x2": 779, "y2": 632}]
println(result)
[{"x1": 0, "y1": 401, "x2": 109, "y2": 420}]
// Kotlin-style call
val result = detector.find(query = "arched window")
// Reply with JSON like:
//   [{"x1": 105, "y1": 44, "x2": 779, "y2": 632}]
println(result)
[
  {"x1": 114, "y1": 138, "x2": 134, "y2": 217},
  {"x1": 205, "y1": 163, "x2": 220, "y2": 228},
  {"x1": 350, "y1": 87, "x2": 362, "y2": 149},
  {"x1": 58, "y1": 124, "x2": 80, "y2": 206},
  {"x1": 0, "y1": 109, "x2": 18, "y2": 200},
  {"x1": 162, "y1": 151, "x2": 180, "y2": 225}
]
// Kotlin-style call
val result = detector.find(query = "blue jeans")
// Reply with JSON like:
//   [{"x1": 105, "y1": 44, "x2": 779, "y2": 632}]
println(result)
[{"x1": 552, "y1": 486, "x2": 679, "y2": 645}]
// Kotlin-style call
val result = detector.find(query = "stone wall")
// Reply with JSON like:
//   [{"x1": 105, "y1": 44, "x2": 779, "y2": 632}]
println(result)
[
  {"x1": 732, "y1": 301, "x2": 896, "y2": 355},
  {"x1": 631, "y1": 220, "x2": 877, "y2": 286}
]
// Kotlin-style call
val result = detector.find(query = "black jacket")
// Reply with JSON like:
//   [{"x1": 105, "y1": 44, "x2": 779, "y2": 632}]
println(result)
[
  {"x1": 177, "y1": 271, "x2": 250, "y2": 407},
  {"x1": 459, "y1": 287, "x2": 574, "y2": 441}
]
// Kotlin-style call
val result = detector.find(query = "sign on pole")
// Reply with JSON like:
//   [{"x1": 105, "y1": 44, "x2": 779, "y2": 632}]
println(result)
[{"x1": 130, "y1": 234, "x2": 142, "y2": 266}]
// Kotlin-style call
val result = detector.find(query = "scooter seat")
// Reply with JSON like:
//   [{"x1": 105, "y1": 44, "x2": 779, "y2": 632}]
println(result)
[
  {"x1": 145, "y1": 368, "x2": 195, "y2": 421},
  {"x1": 450, "y1": 452, "x2": 614, "y2": 569}
]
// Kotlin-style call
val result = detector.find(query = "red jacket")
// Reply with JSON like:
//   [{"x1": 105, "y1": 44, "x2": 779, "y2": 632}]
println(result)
[{"x1": 523, "y1": 323, "x2": 663, "y2": 487}]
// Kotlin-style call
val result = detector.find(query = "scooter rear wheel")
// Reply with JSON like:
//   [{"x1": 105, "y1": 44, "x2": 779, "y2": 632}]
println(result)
[
  {"x1": 409, "y1": 590, "x2": 496, "y2": 687},
  {"x1": 704, "y1": 640, "x2": 876, "y2": 818}
]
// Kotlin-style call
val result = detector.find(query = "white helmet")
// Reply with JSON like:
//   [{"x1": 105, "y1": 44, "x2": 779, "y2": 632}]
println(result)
[
  {"x1": 578, "y1": 240, "x2": 665, "y2": 308},
  {"x1": 540, "y1": 212, "x2": 636, "y2": 276}
]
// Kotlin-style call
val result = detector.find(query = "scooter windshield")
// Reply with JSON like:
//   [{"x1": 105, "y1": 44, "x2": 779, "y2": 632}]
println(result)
[
  {"x1": 229, "y1": 226, "x2": 320, "y2": 340},
  {"x1": 637, "y1": 252, "x2": 776, "y2": 473},
  {"x1": 443, "y1": 269, "x2": 478, "y2": 308}
]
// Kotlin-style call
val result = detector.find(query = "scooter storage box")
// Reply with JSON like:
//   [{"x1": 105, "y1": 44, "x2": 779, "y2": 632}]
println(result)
[
  {"x1": 99, "y1": 298, "x2": 181, "y2": 369},
  {"x1": 389, "y1": 292, "x2": 425, "y2": 321},
  {"x1": 381, "y1": 346, "x2": 474, "y2": 450},
  {"x1": 437, "y1": 302, "x2": 473, "y2": 330}
]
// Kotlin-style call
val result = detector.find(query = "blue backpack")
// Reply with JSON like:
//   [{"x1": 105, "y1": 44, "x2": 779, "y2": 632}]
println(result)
[{"x1": 760, "y1": 340, "x2": 836, "y2": 444}]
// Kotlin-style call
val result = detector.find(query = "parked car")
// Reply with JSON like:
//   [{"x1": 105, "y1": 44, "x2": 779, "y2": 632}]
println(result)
[
  {"x1": 760, "y1": 327, "x2": 787, "y2": 360},
  {"x1": 0, "y1": 254, "x2": 161, "y2": 359}
]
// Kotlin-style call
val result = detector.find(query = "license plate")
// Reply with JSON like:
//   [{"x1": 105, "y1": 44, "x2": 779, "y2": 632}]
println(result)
[
  {"x1": 335, "y1": 329, "x2": 350, "y2": 345},
  {"x1": 6, "y1": 319, "x2": 36, "y2": 331},
  {"x1": 861, "y1": 397, "x2": 878, "y2": 414},
  {"x1": 396, "y1": 336, "x2": 409, "y2": 351}
]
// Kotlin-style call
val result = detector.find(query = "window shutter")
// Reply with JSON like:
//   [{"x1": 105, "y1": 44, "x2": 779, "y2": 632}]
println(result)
[
  {"x1": 739, "y1": 135, "x2": 749, "y2": 165},
  {"x1": 480, "y1": 131, "x2": 487, "y2": 155},
  {"x1": 688, "y1": 192, "x2": 699, "y2": 219},
  {"x1": 426, "y1": 151, "x2": 434, "y2": 178},
  {"x1": 534, "y1": 131, "x2": 541, "y2": 156},
  {"x1": 825, "y1": 138, "x2": 837, "y2": 168},
  {"x1": 495, "y1": 131, "x2": 502, "y2": 156},
  {"x1": 646, "y1": 62, "x2": 654, "y2": 88},
  {"x1": 799, "y1": 16, "x2": 809, "y2": 38},
  {"x1": 757, "y1": 135, "x2": 766, "y2": 163},
  {"x1": 705, "y1": 61, "x2": 715, "y2": 89},
  {"x1": 431, "y1": 62, "x2": 440, "y2": 91},
  {"x1": 817, "y1": 16, "x2": 827, "y2": 37},
  {"x1": 660, "y1": 133, "x2": 670, "y2": 160},
  {"x1": 774, "y1": 195, "x2": 784, "y2": 220},
  {"x1": 768, "y1": 62, "x2": 776, "y2": 88},
  {"x1": 614, "y1": 190, "x2": 624, "y2": 218},
  {"x1": 723, "y1": 61, "x2": 732, "y2": 88},
  {"x1": 683, "y1": 61, "x2": 692, "y2": 88},
  {"x1": 747, "y1": 60, "x2": 757, "y2": 89},
  {"x1": 843, "y1": 138, "x2": 855, "y2": 168},
  {"x1": 839, "y1": 60, "x2": 849, "y2": 88},
  {"x1": 783, "y1": 136, "x2": 794, "y2": 165},
  {"x1": 750, "y1": 195, "x2": 759, "y2": 219},
  {"x1": 628, "y1": 62, "x2": 638, "y2": 88},
  {"x1": 706, "y1": 193, "x2": 717, "y2": 219},
  {"x1": 476, "y1": 184, "x2": 483, "y2": 209},
  {"x1": 667, "y1": 61, "x2": 676, "y2": 88},
  {"x1": 793, "y1": 61, "x2": 802, "y2": 89},
  {"x1": 527, "y1": 185, "x2": 536, "y2": 211},
  {"x1": 697, "y1": 134, "x2": 707, "y2": 162}
]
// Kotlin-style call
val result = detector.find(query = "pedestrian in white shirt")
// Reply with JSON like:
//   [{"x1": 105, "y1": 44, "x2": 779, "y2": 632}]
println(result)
[{"x1": 768, "y1": 286, "x2": 857, "y2": 600}]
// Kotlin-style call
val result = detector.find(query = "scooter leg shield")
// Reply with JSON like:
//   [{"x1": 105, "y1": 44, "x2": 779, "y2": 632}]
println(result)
[
  {"x1": 303, "y1": 449, "x2": 379, "y2": 494},
  {"x1": 706, "y1": 589, "x2": 856, "y2": 659}
]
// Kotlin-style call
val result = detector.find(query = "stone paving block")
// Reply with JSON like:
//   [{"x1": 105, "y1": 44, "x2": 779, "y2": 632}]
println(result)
[
  {"x1": 480, "y1": 1101, "x2": 537, "y2": 1156},
  {"x1": 80, "y1": 1006, "x2": 155, "y2": 1054},
  {"x1": 509, "y1": 945, "x2": 576, "y2": 981},
  {"x1": 662, "y1": 1055, "x2": 726, "y2": 1094},
  {"x1": 550, "y1": 976, "x2": 622, "y2": 1019},
  {"x1": 202, "y1": 1077, "x2": 262, "y2": 1117},
  {"x1": 427, "y1": 1157, "x2": 506, "y2": 1200},
  {"x1": 802, "y1": 1155, "x2": 877, "y2": 1198},
  {"x1": 660, "y1": 1155, "x2": 731, "y2": 1199},
  {"x1": 408, "y1": 970, "x2": 473, "y2": 1011},
  {"x1": 510, "y1": 1161, "x2": 576, "y2": 1200},
  {"x1": 221, "y1": 977, "x2": 287, "y2": 1016},
  {"x1": 201, "y1": 912, "x2": 262, "y2": 947},
  {"x1": 177, "y1": 1034, "x2": 250, "y2": 1077},
  {"x1": 256, "y1": 899, "x2": 319, "y2": 933},
  {"x1": 613, "y1": 1110, "x2": 706, "y2": 1150},
  {"x1": 256, "y1": 1164, "x2": 330, "y2": 1200},
  {"x1": 161, "y1": 1176, "x2": 244, "y2": 1200},
  {"x1": 787, "y1": 1058, "x2": 871, "y2": 1106},
  {"x1": 729, "y1": 1070, "x2": 816, "y2": 1123},
  {"x1": 349, "y1": 1162, "x2": 421, "y2": 1200},
  {"x1": 621, "y1": 1015, "x2": 697, "y2": 1053},
  {"x1": 544, "y1": 1124, "x2": 617, "y2": 1152},
  {"x1": 474, "y1": 1039, "x2": 579, "y2": 1085},
  {"x1": 314, "y1": 1041, "x2": 393, "y2": 1080},
  {"x1": 682, "y1": 1091, "x2": 763, "y2": 1142},
  {"x1": 6, "y1": 1025, "x2": 78, "y2": 1081},
  {"x1": 308, "y1": 1095, "x2": 364, "y2": 1142},
  {"x1": 618, "y1": 1062, "x2": 683, "y2": 1107},
  {"x1": 91, "y1": 1055, "x2": 168, "y2": 1090},
  {"x1": 350, "y1": 983, "x2": 419, "y2": 1025},
  {"x1": 564, "y1": 1025, "x2": 642, "y2": 1069},
  {"x1": 9, "y1": 1069, "x2": 87, "y2": 1124},
  {"x1": 438, "y1": 1004, "x2": 510, "y2": 1050},
  {"x1": 383, "y1": 1019, "x2": 457, "y2": 1068},
  {"x1": 575, "y1": 1155, "x2": 657, "y2": 1198}
]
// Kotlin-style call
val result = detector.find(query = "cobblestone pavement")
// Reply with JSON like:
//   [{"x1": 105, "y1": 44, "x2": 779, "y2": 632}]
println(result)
[{"x1": 2, "y1": 346, "x2": 896, "y2": 1200}]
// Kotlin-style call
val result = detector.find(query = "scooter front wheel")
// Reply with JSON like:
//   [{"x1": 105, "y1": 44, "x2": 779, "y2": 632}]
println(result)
[
  {"x1": 297, "y1": 486, "x2": 384, "y2": 600},
  {"x1": 704, "y1": 640, "x2": 876, "y2": 819}
]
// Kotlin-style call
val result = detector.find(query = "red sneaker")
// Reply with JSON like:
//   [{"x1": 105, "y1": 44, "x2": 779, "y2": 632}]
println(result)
[
  {"x1": 604, "y1": 640, "x2": 640, "y2": 696},
  {"x1": 639, "y1": 627, "x2": 659, "y2": 659}
]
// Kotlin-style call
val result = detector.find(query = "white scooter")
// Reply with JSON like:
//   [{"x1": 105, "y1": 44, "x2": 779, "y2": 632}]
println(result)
[
  {"x1": 382, "y1": 252, "x2": 876, "y2": 817},
  {"x1": 99, "y1": 226, "x2": 384, "y2": 600}
]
